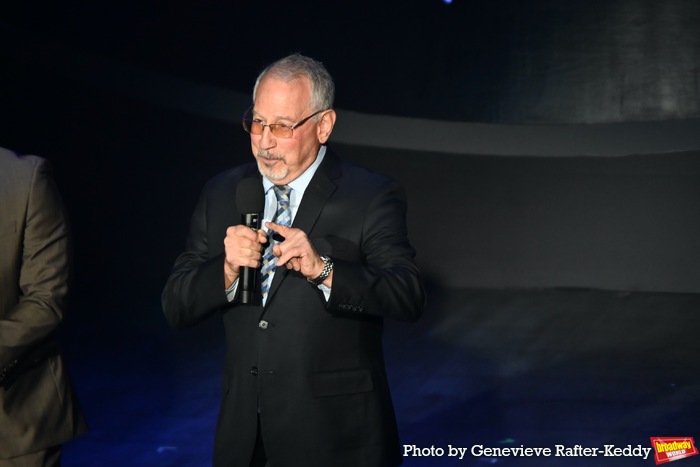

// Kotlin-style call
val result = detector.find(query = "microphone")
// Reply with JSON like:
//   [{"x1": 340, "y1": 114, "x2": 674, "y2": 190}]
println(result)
[{"x1": 235, "y1": 177, "x2": 265, "y2": 305}]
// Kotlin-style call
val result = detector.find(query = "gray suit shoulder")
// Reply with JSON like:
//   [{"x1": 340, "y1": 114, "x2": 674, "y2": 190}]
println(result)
[{"x1": 0, "y1": 147, "x2": 46, "y2": 178}]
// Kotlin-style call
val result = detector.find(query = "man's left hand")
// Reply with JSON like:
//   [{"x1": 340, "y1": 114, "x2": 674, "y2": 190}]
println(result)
[{"x1": 265, "y1": 222, "x2": 332, "y2": 286}]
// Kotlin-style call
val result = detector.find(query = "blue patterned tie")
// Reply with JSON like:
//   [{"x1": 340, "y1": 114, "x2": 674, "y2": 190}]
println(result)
[{"x1": 260, "y1": 185, "x2": 291, "y2": 304}]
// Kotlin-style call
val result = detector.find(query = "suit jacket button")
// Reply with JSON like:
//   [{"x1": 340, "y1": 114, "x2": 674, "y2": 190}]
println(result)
[
  {"x1": 258, "y1": 320, "x2": 268, "y2": 329},
  {"x1": 250, "y1": 366, "x2": 258, "y2": 375}
]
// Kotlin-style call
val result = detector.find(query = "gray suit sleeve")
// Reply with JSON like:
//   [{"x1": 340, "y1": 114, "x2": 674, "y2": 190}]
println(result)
[{"x1": 0, "y1": 158, "x2": 70, "y2": 378}]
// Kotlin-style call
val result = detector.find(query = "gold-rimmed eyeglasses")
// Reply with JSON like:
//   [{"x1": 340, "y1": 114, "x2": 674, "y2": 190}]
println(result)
[{"x1": 242, "y1": 106, "x2": 327, "y2": 139}]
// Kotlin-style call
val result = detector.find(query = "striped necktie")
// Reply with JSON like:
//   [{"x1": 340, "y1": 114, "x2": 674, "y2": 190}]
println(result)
[{"x1": 260, "y1": 185, "x2": 291, "y2": 304}]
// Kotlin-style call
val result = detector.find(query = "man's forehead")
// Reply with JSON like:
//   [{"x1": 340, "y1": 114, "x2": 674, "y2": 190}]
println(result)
[
  {"x1": 254, "y1": 77, "x2": 313, "y2": 120},
  {"x1": 257, "y1": 75, "x2": 311, "y2": 100}
]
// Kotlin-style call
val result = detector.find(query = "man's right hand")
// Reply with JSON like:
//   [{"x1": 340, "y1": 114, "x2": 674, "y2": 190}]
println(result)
[{"x1": 224, "y1": 225, "x2": 268, "y2": 288}]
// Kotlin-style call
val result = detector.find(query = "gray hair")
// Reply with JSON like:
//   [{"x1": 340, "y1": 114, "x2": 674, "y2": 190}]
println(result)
[{"x1": 253, "y1": 54, "x2": 335, "y2": 114}]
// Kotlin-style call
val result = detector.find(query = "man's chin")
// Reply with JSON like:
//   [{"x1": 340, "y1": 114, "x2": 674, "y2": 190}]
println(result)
[{"x1": 257, "y1": 162, "x2": 288, "y2": 182}]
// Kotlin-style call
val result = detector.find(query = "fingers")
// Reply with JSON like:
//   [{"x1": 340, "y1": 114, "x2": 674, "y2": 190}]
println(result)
[
  {"x1": 271, "y1": 230, "x2": 302, "y2": 268},
  {"x1": 224, "y1": 225, "x2": 266, "y2": 271},
  {"x1": 266, "y1": 225, "x2": 321, "y2": 278},
  {"x1": 256, "y1": 228, "x2": 269, "y2": 244},
  {"x1": 273, "y1": 242, "x2": 302, "y2": 270},
  {"x1": 282, "y1": 257, "x2": 301, "y2": 272},
  {"x1": 265, "y1": 221, "x2": 293, "y2": 235}
]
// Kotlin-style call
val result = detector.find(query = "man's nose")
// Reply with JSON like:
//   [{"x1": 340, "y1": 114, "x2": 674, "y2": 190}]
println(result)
[{"x1": 257, "y1": 126, "x2": 276, "y2": 149}]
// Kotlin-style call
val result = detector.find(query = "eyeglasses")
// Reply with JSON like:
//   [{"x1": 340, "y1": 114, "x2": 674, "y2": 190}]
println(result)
[{"x1": 242, "y1": 107, "x2": 327, "y2": 139}]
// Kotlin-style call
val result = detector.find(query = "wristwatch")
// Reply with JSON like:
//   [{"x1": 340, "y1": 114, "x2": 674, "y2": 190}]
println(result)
[{"x1": 307, "y1": 255, "x2": 333, "y2": 286}]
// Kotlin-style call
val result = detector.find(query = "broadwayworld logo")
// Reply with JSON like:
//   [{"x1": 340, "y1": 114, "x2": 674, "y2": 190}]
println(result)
[{"x1": 650, "y1": 437, "x2": 698, "y2": 465}]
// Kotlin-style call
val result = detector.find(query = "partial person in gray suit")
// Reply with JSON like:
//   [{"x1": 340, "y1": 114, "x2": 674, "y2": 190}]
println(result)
[{"x1": 0, "y1": 147, "x2": 87, "y2": 466}]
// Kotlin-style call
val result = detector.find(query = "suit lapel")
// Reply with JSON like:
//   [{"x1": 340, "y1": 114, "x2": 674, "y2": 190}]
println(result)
[{"x1": 265, "y1": 149, "x2": 340, "y2": 305}]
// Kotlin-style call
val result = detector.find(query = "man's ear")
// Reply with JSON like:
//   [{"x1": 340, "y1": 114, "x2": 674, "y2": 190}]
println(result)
[{"x1": 317, "y1": 109, "x2": 337, "y2": 144}]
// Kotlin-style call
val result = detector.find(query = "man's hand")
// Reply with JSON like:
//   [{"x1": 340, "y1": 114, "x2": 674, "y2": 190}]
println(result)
[
  {"x1": 265, "y1": 222, "x2": 333, "y2": 287},
  {"x1": 224, "y1": 225, "x2": 268, "y2": 288}
]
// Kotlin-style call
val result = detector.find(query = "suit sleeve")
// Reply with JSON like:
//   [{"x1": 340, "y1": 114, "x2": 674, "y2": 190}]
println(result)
[
  {"x1": 161, "y1": 187, "x2": 230, "y2": 329},
  {"x1": 327, "y1": 179, "x2": 425, "y2": 322},
  {"x1": 0, "y1": 159, "x2": 70, "y2": 377}
]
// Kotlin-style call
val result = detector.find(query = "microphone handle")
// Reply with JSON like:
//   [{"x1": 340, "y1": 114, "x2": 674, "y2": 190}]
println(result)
[{"x1": 240, "y1": 213, "x2": 262, "y2": 305}]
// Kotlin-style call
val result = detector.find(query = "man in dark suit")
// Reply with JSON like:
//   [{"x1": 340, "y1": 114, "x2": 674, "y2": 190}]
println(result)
[
  {"x1": 162, "y1": 54, "x2": 424, "y2": 467},
  {"x1": 0, "y1": 147, "x2": 87, "y2": 466}
]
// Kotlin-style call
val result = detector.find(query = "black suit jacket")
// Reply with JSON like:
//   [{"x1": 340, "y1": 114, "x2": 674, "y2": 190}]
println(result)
[{"x1": 162, "y1": 149, "x2": 424, "y2": 467}]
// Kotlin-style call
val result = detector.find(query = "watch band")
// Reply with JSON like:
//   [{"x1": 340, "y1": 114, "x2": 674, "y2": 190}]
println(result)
[{"x1": 307, "y1": 255, "x2": 333, "y2": 286}]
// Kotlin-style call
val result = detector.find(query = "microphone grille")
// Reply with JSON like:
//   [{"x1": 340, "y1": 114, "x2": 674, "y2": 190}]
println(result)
[{"x1": 236, "y1": 177, "x2": 265, "y2": 213}]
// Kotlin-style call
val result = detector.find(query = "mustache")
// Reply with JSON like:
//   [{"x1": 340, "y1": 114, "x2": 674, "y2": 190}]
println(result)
[{"x1": 257, "y1": 150, "x2": 284, "y2": 161}]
